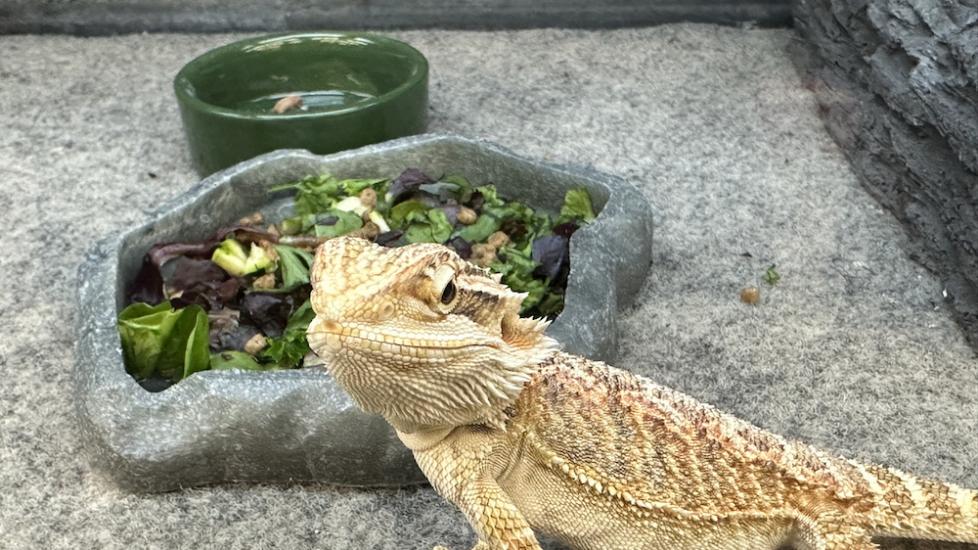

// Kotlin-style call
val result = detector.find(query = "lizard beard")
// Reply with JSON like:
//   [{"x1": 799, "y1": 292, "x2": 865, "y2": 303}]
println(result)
[{"x1": 325, "y1": 336, "x2": 558, "y2": 433}]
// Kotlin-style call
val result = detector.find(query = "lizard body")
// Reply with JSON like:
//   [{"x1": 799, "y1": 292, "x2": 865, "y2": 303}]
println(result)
[{"x1": 307, "y1": 236, "x2": 978, "y2": 550}]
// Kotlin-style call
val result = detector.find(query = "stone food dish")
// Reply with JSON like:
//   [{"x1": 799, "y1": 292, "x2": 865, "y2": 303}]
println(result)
[
  {"x1": 75, "y1": 134, "x2": 654, "y2": 492},
  {"x1": 174, "y1": 32, "x2": 429, "y2": 176}
]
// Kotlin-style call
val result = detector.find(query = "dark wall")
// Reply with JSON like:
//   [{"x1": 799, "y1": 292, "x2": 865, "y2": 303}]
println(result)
[
  {"x1": 0, "y1": 0, "x2": 792, "y2": 35},
  {"x1": 792, "y1": 0, "x2": 978, "y2": 349}
]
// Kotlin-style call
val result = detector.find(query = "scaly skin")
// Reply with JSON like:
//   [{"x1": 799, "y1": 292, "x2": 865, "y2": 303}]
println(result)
[{"x1": 306, "y1": 236, "x2": 978, "y2": 550}]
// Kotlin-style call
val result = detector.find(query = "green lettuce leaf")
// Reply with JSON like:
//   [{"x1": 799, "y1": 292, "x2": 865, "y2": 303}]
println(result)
[
  {"x1": 285, "y1": 299, "x2": 316, "y2": 332},
  {"x1": 272, "y1": 174, "x2": 344, "y2": 216},
  {"x1": 485, "y1": 200, "x2": 551, "y2": 245},
  {"x1": 340, "y1": 178, "x2": 387, "y2": 195},
  {"x1": 491, "y1": 245, "x2": 546, "y2": 313},
  {"x1": 314, "y1": 209, "x2": 363, "y2": 238},
  {"x1": 456, "y1": 214, "x2": 501, "y2": 243},
  {"x1": 440, "y1": 175, "x2": 474, "y2": 202},
  {"x1": 274, "y1": 244, "x2": 314, "y2": 291},
  {"x1": 279, "y1": 214, "x2": 317, "y2": 235},
  {"x1": 388, "y1": 199, "x2": 428, "y2": 229},
  {"x1": 117, "y1": 301, "x2": 210, "y2": 382},
  {"x1": 475, "y1": 184, "x2": 504, "y2": 207},
  {"x1": 405, "y1": 209, "x2": 454, "y2": 244},
  {"x1": 260, "y1": 300, "x2": 315, "y2": 369},
  {"x1": 426, "y1": 209, "x2": 454, "y2": 243},
  {"x1": 419, "y1": 181, "x2": 463, "y2": 202},
  {"x1": 558, "y1": 187, "x2": 596, "y2": 223}
]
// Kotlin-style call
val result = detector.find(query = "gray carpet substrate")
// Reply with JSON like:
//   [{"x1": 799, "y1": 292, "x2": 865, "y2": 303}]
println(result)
[{"x1": 0, "y1": 26, "x2": 975, "y2": 550}]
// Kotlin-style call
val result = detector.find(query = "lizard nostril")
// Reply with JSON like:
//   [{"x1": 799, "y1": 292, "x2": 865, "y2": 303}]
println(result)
[{"x1": 322, "y1": 320, "x2": 341, "y2": 332}]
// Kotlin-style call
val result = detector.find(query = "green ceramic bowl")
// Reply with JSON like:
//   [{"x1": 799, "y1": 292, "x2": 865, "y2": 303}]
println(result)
[{"x1": 174, "y1": 32, "x2": 428, "y2": 175}]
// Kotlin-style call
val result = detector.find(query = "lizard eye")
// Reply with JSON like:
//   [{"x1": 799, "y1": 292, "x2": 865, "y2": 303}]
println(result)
[
  {"x1": 440, "y1": 280, "x2": 457, "y2": 305},
  {"x1": 431, "y1": 264, "x2": 458, "y2": 311}
]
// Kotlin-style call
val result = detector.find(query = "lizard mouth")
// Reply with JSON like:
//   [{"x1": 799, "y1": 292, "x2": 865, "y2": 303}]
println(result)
[{"x1": 307, "y1": 317, "x2": 501, "y2": 360}]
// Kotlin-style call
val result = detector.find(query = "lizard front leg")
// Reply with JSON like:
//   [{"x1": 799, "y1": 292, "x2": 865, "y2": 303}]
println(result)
[
  {"x1": 456, "y1": 479, "x2": 541, "y2": 550},
  {"x1": 432, "y1": 477, "x2": 541, "y2": 550},
  {"x1": 431, "y1": 476, "x2": 541, "y2": 550},
  {"x1": 413, "y1": 433, "x2": 542, "y2": 550}
]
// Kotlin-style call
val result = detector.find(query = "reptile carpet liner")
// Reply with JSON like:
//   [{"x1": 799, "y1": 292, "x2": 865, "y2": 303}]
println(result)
[{"x1": 75, "y1": 134, "x2": 654, "y2": 491}]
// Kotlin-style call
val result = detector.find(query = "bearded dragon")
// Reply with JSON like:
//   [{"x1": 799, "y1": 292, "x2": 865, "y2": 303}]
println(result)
[{"x1": 306, "y1": 236, "x2": 978, "y2": 550}]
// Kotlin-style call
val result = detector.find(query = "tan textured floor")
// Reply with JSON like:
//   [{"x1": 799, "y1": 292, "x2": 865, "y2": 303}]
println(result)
[{"x1": 0, "y1": 26, "x2": 975, "y2": 549}]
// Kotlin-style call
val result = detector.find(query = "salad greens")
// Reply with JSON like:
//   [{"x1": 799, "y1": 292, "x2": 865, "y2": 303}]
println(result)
[
  {"x1": 274, "y1": 244, "x2": 314, "y2": 292},
  {"x1": 117, "y1": 301, "x2": 210, "y2": 382},
  {"x1": 119, "y1": 168, "x2": 597, "y2": 390}
]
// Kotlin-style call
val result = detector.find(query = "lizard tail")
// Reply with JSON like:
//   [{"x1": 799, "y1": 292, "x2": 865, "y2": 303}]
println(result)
[{"x1": 861, "y1": 463, "x2": 978, "y2": 543}]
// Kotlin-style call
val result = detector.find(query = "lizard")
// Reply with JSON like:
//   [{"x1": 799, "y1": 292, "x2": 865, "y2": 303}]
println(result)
[{"x1": 305, "y1": 235, "x2": 978, "y2": 550}]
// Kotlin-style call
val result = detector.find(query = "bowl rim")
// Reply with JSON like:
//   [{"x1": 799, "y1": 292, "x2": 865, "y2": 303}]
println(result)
[
  {"x1": 74, "y1": 134, "x2": 654, "y2": 491},
  {"x1": 172, "y1": 31, "x2": 429, "y2": 121}
]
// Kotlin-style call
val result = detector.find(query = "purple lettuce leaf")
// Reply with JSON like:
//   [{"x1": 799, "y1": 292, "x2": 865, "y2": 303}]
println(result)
[
  {"x1": 441, "y1": 204, "x2": 461, "y2": 226},
  {"x1": 531, "y1": 235, "x2": 570, "y2": 282},
  {"x1": 241, "y1": 293, "x2": 297, "y2": 337},
  {"x1": 375, "y1": 230, "x2": 405, "y2": 247},
  {"x1": 447, "y1": 236, "x2": 473, "y2": 259},
  {"x1": 387, "y1": 168, "x2": 434, "y2": 204}
]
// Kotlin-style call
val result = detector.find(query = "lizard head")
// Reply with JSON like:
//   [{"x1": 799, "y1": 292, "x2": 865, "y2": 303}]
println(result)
[{"x1": 306, "y1": 236, "x2": 557, "y2": 432}]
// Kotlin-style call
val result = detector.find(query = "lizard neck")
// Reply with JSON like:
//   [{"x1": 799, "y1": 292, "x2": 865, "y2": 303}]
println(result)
[{"x1": 396, "y1": 425, "x2": 455, "y2": 451}]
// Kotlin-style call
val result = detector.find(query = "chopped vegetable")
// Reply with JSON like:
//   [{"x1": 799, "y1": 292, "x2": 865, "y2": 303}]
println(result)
[
  {"x1": 367, "y1": 210, "x2": 390, "y2": 233},
  {"x1": 456, "y1": 206, "x2": 477, "y2": 225},
  {"x1": 763, "y1": 265, "x2": 781, "y2": 286},
  {"x1": 243, "y1": 333, "x2": 269, "y2": 355},
  {"x1": 740, "y1": 287, "x2": 761, "y2": 305},
  {"x1": 211, "y1": 239, "x2": 275, "y2": 277},
  {"x1": 334, "y1": 195, "x2": 368, "y2": 216},
  {"x1": 359, "y1": 187, "x2": 378, "y2": 208},
  {"x1": 252, "y1": 273, "x2": 277, "y2": 290}
]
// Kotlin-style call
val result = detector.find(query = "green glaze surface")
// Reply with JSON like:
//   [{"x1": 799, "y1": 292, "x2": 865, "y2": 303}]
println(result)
[{"x1": 174, "y1": 32, "x2": 428, "y2": 175}]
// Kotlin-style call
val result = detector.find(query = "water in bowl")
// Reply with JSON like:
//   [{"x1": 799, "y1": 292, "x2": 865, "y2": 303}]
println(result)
[{"x1": 235, "y1": 89, "x2": 377, "y2": 114}]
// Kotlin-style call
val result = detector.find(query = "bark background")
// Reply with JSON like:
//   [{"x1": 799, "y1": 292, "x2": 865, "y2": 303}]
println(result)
[{"x1": 791, "y1": 0, "x2": 978, "y2": 349}]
